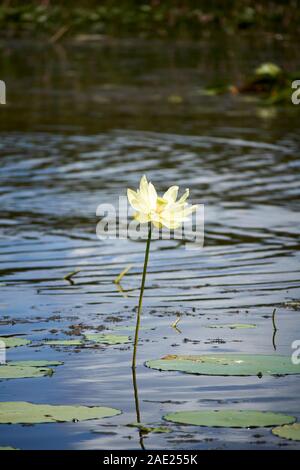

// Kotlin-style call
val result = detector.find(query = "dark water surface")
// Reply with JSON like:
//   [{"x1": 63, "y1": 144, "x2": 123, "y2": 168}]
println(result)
[{"x1": 0, "y1": 35, "x2": 300, "y2": 449}]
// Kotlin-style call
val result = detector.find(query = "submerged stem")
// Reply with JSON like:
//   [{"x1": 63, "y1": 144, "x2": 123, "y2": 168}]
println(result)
[
  {"x1": 272, "y1": 308, "x2": 277, "y2": 331},
  {"x1": 132, "y1": 224, "x2": 152, "y2": 369}
]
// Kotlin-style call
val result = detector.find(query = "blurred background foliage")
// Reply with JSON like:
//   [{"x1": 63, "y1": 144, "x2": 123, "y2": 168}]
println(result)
[{"x1": 0, "y1": 0, "x2": 299, "y2": 39}]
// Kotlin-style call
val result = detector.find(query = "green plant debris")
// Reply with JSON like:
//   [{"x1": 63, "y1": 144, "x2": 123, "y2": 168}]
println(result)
[
  {"x1": 127, "y1": 422, "x2": 172, "y2": 434},
  {"x1": 114, "y1": 265, "x2": 132, "y2": 284},
  {"x1": 206, "y1": 323, "x2": 256, "y2": 329},
  {"x1": 63, "y1": 270, "x2": 80, "y2": 284}
]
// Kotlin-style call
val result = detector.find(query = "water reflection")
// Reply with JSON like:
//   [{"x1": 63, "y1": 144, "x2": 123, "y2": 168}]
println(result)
[{"x1": 132, "y1": 367, "x2": 145, "y2": 450}]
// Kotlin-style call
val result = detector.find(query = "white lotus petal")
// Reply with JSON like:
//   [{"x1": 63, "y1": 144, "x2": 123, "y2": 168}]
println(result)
[{"x1": 163, "y1": 186, "x2": 179, "y2": 203}]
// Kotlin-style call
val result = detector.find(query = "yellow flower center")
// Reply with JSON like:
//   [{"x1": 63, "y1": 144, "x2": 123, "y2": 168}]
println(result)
[{"x1": 156, "y1": 197, "x2": 168, "y2": 214}]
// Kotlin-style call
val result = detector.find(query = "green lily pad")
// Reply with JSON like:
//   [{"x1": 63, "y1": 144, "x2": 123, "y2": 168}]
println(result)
[
  {"x1": 206, "y1": 323, "x2": 256, "y2": 329},
  {"x1": 84, "y1": 333, "x2": 130, "y2": 345},
  {"x1": 0, "y1": 446, "x2": 19, "y2": 450},
  {"x1": 272, "y1": 423, "x2": 300, "y2": 441},
  {"x1": 0, "y1": 402, "x2": 121, "y2": 424},
  {"x1": 0, "y1": 336, "x2": 31, "y2": 348},
  {"x1": 9, "y1": 360, "x2": 63, "y2": 367},
  {"x1": 127, "y1": 422, "x2": 171, "y2": 434},
  {"x1": 146, "y1": 354, "x2": 300, "y2": 376},
  {"x1": 164, "y1": 410, "x2": 295, "y2": 428},
  {"x1": 45, "y1": 339, "x2": 84, "y2": 346},
  {"x1": 0, "y1": 360, "x2": 63, "y2": 380},
  {"x1": 112, "y1": 325, "x2": 151, "y2": 332},
  {"x1": 0, "y1": 365, "x2": 53, "y2": 380}
]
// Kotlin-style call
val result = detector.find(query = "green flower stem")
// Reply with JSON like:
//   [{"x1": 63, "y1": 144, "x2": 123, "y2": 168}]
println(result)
[{"x1": 132, "y1": 223, "x2": 152, "y2": 369}]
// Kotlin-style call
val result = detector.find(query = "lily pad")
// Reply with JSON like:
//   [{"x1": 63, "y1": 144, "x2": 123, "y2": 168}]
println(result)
[
  {"x1": 9, "y1": 360, "x2": 63, "y2": 367},
  {"x1": 272, "y1": 423, "x2": 300, "y2": 441},
  {"x1": 206, "y1": 323, "x2": 256, "y2": 329},
  {"x1": 0, "y1": 446, "x2": 19, "y2": 450},
  {"x1": 127, "y1": 422, "x2": 171, "y2": 434},
  {"x1": 0, "y1": 336, "x2": 31, "y2": 348},
  {"x1": 0, "y1": 365, "x2": 53, "y2": 380},
  {"x1": 45, "y1": 339, "x2": 84, "y2": 346},
  {"x1": 164, "y1": 410, "x2": 295, "y2": 428},
  {"x1": 146, "y1": 354, "x2": 300, "y2": 376},
  {"x1": 112, "y1": 325, "x2": 151, "y2": 332},
  {"x1": 0, "y1": 360, "x2": 63, "y2": 380},
  {"x1": 0, "y1": 402, "x2": 121, "y2": 424},
  {"x1": 84, "y1": 333, "x2": 130, "y2": 345}
]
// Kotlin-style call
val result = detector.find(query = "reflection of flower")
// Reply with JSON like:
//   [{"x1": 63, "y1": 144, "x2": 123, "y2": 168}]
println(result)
[{"x1": 127, "y1": 175, "x2": 197, "y2": 229}]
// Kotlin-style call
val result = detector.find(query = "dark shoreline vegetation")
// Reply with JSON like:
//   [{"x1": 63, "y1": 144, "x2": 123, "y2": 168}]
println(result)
[{"x1": 1, "y1": 0, "x2": 300, "y2": 40}]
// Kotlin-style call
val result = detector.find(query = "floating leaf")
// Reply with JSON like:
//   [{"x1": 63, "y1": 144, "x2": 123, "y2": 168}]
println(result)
[
  {"x1": 0, "y1": 360, "x2": 63, "y2": 379},
  {"x1": 127, "y1": 422, "x2": 171, "y2": 434},
  {"x1": 206, "y1": 323, "x2": 256, "y2": 329},
  {"x1": 9, "y1": 360, "x2": 63, "y2": 367},
  {"x1": 0, "y1": 402, "x2": 121, "y2": 424},
  {"x1": 0, "y1": 446, "x2": 19, "y2": 450},
  {"x1": 84, "y1": 333, "x2": 130, "y2": 345},
  {"x1": 272, "y1": 423, "x2": 300, "y2": 441},
  {"x1": 146, "y1": 354, "x2": 300, "y2": 376},
  {"x1": 112, "y1": 325, "x2": 150, "y2": 332},
  {"x1": 0, "y1": 336, "x2": 31, "y2": 348},
  {"x1": 0, "y1": 365, "x2": 53, "y2": 380},
  {"x1": 164, "y1": 410, "x2": 295, "y2": 428},
  {"x1": 45, "y1": 339, "x2": 84, "y2": 346}
]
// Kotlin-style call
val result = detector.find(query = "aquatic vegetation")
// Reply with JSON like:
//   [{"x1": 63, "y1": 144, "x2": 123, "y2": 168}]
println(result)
[
  {"x1": 1, "y1": 2, "x2": 299, "y2": 40},
  {"x1": 272, "y1": 423, "x2": 300, "y2": 441},
  {"x1": 44, "y1": 334, "x2": 130, "y2": 346},
  {"x1": 9, "y1": 360, "x2": 63, "y2": 367},
  {"x1": 0, "y1": 402, "x2": 121, "y2": 424},
  {"x1": 127, "y1": 175, "x2": 196, "y2": 230},
  {"x1": 0, "y1": 446, "x2": 19, "y2": 450},
  {"x1": 206, "y1": 62, "x2": 300, "y2": 105},
  {"x1": 84, "y1": 333, "x2": 130, "y2": 345},
  {"x1": 127, "y1": 422, "x2": 172, "y2": 434},
  {"x1": 63, "y1": 270, "x2": 80, "y2": 285},
  {"x1": 45, "y1": 339, "x2": 84, "y2": 346},
  {"x1": 206, "y1": 323, "x2": 256, "y2": 329},
  {"x1": 114, "y1": 265, "x2": 132, "y2": 284},
  {"x1": 127, "y1": 175, "x2": 197, "y2": 368},
  {"x1": 146, "y1": 354, "x2": 300, "y2": 376},
  {"x1": 164, "y1": 410, "x2": 296, "y2": 428},
  {"x1": 0, "y1": 336, "x2": 31, "y2": 348},
  {"x1": 0, "y1": 360, "x2": 63, "y2": 380}
]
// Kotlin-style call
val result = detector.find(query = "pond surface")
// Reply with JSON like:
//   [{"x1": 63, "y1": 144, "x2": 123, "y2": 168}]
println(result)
[{"x1": 0, "y1": 34, "x2": 300, "y2": 449}]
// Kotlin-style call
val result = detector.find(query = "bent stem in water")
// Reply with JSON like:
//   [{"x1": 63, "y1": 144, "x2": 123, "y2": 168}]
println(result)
[{"x1": 132, "y1": 224, "x2": 152, "y2": 369}]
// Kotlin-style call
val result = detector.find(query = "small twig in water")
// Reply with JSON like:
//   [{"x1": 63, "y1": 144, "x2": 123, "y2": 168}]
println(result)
[
  {"x1": 171, "y1": 315, "x2": 181, "y2": 329},
  {"x1": 49, "y1": 25, "x2": 70, "y2": 44},
  {"x1": 114, "y1": 265, "x2": 132, "y2": 284},
  {"x1": 63, "y1": 270, "x2": 80, "y2": 284},
  {"x1": 171, "y1": 315, "x2": 182, "y2": 333}
]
